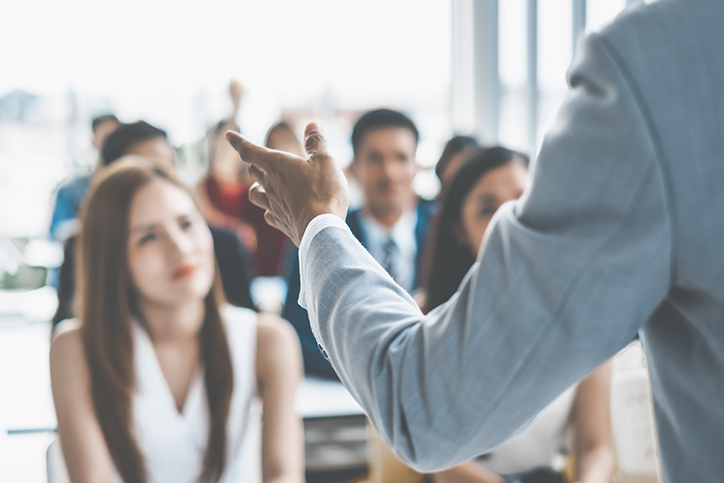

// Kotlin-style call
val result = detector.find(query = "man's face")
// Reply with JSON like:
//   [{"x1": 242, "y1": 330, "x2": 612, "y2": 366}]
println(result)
[
  {"x1": 352, "y1": 127, "x2": 418, "y2": 214},
  {"x1": 92, "y1": 120, "x2": 120, "y2": 150},
  {"x1": 127, "y1": 137, "x2": 176, "y2": 168}
]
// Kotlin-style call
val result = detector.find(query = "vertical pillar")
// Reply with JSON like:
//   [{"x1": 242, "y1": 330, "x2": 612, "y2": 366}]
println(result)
[
  {"x1": 451, "y1": 0, "x2": 476, "y2": 135},
  {"x1": 572, "y1": 0, "x2": 587, "y2": 59},
  {"x1": 526, "y1": 0, "x2": 538, "y2": 157},
  {"x1": 472, "y1": 0, "x2": 499, "y2": 144}
]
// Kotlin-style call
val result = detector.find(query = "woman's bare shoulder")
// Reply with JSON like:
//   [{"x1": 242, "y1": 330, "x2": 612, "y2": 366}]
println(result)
[
  {"x1": 256, "y1": 314, "x2": 299, "y2": 356},
  {"x1": 50, "y1": 319, "x2": 86, "y2": 372},
  {"x1": 254, "y1": 313, "x2": 302, "y2": 381}
]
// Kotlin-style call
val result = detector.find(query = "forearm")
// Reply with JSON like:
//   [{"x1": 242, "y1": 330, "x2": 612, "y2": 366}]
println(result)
[
  {"x1": 299, "y1": 216, "x2": 611, "y2": 471},
  {"x1": 574, "y1": 362, "x2": 614, "y2": 483},
  {"x1": 264, "y1": 461, "x2": 303, "y2": 483},
  {"x1": 301, "y1": 176, "x2": 667, "y2": 473},
  {"x1": 261, "y1": 417, "x2": 304, "y2": 483},
  {"x1": 577, "y1": 445, "x2": 615, "y2": 483}
]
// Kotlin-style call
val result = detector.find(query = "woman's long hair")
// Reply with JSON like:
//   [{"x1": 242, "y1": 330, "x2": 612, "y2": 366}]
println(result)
[
  {"x1": 76, "y1": 158, "x2": 234, "y2": 483},
  {"x1": 422, "y1": 147, "x2": 529, "y2": 314}
]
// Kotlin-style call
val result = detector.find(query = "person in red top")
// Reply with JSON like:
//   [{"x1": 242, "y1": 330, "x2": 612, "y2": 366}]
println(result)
[{"x1": 193, "y1": 81, "x2": 291, "y2": 276}]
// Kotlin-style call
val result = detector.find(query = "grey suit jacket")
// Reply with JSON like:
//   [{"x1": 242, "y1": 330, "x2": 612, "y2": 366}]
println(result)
[{"x1": 299, "y1": 1, "x2": 724, "y2": 481}]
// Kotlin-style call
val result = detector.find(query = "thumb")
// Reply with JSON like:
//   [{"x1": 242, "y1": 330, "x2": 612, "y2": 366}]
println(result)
[
  {"x1": 304, "y1": 123, "x2": 329, "y2": 160},
  {"x1": 225, "y1": 131, "x2": 274, "y2": 169}
]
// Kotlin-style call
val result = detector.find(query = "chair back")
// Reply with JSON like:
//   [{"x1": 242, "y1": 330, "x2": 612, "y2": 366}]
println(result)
[
  {"x1": 46, "y1": 438, "x2": 70, "y2": 483},
  {"x1": 611, "y1": 341, "x2": 660, "y2": 483}
]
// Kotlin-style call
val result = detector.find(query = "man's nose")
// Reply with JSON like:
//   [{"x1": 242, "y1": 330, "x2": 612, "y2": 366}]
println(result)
[{"x1": 382, "y1": 159, "x2": 398, "y2": 179}]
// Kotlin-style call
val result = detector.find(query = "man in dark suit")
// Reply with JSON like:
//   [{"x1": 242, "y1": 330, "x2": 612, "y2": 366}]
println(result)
[{"x1": 283, "y1": 109, "x2": 433, "y2": 378}]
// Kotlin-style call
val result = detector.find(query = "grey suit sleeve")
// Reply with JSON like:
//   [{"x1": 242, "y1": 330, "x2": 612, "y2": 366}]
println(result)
[{"x1": 299, "y1": 33, "x2": 672, "y2": 472}]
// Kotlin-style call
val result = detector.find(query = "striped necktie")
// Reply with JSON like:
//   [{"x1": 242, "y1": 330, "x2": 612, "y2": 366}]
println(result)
[{"x1": 381, "y1": 237, "x2": 398, "y2": 282}]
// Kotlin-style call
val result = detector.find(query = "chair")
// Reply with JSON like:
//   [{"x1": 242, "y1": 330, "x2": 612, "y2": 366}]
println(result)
[
  {"x1": 46, "y1": 438, "x2": 70, "y2": 483},
  {"x1": 610, "y1": 341, "x2": 660, "y2": 483}
]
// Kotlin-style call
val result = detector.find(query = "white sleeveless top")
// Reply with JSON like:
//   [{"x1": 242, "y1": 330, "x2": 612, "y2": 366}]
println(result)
[
  {"x1": 124, "y1": 306, "x2": 258, "y2": 483},
  {"x1": 474, "y1": 384, "x2": 577, "y2": 475}
]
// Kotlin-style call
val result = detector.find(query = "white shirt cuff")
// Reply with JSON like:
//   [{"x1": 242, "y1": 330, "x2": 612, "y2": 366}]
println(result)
[
  {"x1": 297, "y1": 214, "x2": 349, "y2": 316},
  {"x1": 299, "y1": 214, "x2": 349, "y2": 259}
]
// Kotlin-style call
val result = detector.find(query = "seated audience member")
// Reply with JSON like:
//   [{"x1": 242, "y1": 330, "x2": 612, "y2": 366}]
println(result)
[
  {"x1": 423, "y1": 147, "x2": 614, "y2": 483},
  {"x1": 194, "y1": 120, "x2": 288, "y2": 277},
  {"x1": 193, "y1": 85, "x2": 287, "y2": 277},
  {"x1": 283, "y1": 108, "x2": 434, "y2": 378},
  {"x1": 51, "y1": 121, "x2": 255, "y2": 326},
  {"x1": 193, "y1": 119, "x2": 257, "y2": 249},
  {"x1": 49, "y1": 114, "x2": 120, "y2": 241},
  {"x1": 264, "y1": 121, "x2": 304, "y2": 157},
  {"x1": 434, "y1": 134, "x2": 478, "y2": 189},
  {"x1": 50, "y1": 159, "x2": 303, "y2": 483}
]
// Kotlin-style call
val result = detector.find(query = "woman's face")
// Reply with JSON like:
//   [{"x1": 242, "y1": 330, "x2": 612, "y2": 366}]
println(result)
[
  {"x1": 266, "y1": 128, "x2": 304, "y2": 157},
  {"x1": 127, "y1": 178, "x2": 215, "y2": 307},
  {"x1": 210, "y1": 133, "x2": 244, "y2": 182},
  {"x1": 459, "y1": 160, "x2": 528, "y2": 257}
]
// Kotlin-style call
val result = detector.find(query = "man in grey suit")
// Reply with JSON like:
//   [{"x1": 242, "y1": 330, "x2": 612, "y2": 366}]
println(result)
[{"x1": 227, "y1": 0, "x2": 724, "y2": 480}]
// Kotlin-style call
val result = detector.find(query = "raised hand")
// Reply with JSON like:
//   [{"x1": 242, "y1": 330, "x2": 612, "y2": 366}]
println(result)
[
  {"x1": 225, "y1": 124, "x2": 349, "y2": 246},
  {"x1": 229, "y1": 79, "x2": 244, "y2": 116}
]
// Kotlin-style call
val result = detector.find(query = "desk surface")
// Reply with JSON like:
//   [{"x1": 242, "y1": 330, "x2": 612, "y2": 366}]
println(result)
[{"x1": 297, "y1": 377, "x2": 364, "y2": 419}]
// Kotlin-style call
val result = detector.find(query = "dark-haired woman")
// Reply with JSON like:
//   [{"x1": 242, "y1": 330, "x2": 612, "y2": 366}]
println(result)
[
  {"x1": 192, "y1": 83, "x2": 290, "y2": 276},
  {"x1": 50, "y1": 158, "x2": 303, "y2": 483},
  {"x1": 424, "y1": 148, "x2": 614, "y2": 483},
  {"x1": 193, "y1": 119, "x2": 293, "y2": 277},
  {"x1": 193, "y1": 118, "x2": 259, "y2": 258}
]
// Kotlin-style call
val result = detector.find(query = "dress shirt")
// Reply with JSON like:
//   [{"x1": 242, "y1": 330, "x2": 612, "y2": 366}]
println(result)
[
  {"x1": 358, "y1": 207, "x2": 418, "y2": 293},
  {"x1": 298, "y1": 1, "x2": 724, "y2": 481}
]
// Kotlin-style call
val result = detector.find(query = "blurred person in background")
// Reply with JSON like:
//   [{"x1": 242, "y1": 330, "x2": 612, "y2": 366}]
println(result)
[
  {"x1": 101, "y1": 120, "x2": 177, "y2": 168},
  {"x1": 193, "y1": 84, "x2": 288, "y2": 276},
  {"x1": 52, "y1": 121, "x2": 255, "y2": 326},
  {"x1": 424, "y1": 147, "x2": 613, "y2": 483},
  {"x1": 264, "y1": 121, "x2": 304, "y2": 157},
  {"x1": 282, "y1": 108, "x2": 434, "y2": 378},
  {"x1": 50, "y1": 158, "x2": 303, "y2": 483},
  {"x1": 49, "y1": 114, "x2": 120, "y2": 241},
  {"x1": 193, "y1": 118, "x2": 258, "y2": 252},
  {"x1": 434, "y1": 135, "x2": 478, "y2": 190}
]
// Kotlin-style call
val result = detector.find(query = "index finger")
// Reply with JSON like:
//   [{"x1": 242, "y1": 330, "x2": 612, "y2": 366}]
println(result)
[{"x1": 225, "y1": 131, "x2": 275, "y2": 170}]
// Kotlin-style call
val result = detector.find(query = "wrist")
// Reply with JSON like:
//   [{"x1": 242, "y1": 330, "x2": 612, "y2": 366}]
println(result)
[{"x1": 299, "y1": 205, "x2": 345, "y2": 240}]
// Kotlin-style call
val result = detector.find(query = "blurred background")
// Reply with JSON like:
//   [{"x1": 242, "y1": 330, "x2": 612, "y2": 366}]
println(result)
[
  {"x1": 0, "y1": 1, "x2": 656, "y2": 482},
  {"x1": 0, "y1": 0, "x2": 631, "y2": 239}
]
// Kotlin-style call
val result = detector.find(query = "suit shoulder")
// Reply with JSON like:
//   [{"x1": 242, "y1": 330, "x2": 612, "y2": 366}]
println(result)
[{"x1": 345, "y1": 208, "x2": 362, "y2": 224}]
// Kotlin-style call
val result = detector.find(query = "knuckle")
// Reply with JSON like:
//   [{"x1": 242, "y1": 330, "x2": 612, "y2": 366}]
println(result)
[{"x1": 305, "y1": 132, "x2": 322, "y2": 149}]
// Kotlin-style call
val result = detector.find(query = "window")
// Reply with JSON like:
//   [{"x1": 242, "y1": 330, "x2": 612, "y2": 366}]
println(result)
[
  {"x1": 0, "y1": 0, "x2": 452, "y2": 236},
  {"x1": 453, "y1": 0, "x2": 634, "y2": 158}
]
